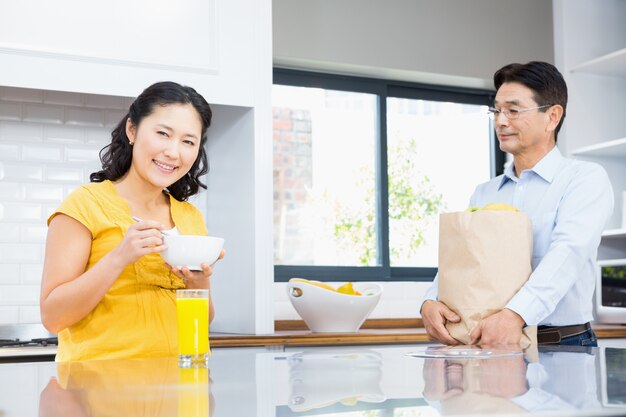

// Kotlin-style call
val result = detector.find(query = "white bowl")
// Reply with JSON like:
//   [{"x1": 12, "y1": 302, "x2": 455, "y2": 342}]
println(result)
[
  {"x1": 286, "y1": 280, "x2": 383, "y2": 333},
  {"x1": 161, "y1": 235, "x2": 224, "y2": 270}
]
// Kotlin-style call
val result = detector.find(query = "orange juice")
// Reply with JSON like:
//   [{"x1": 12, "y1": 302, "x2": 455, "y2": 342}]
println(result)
[{"x1": 176, "y1": 290, "x2": 209, "y2": 362}]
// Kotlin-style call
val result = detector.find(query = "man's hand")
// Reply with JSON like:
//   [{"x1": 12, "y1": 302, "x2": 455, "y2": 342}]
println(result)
[
  {"x1": 469, "y1": 308, "x2": 525, "y2": 347},
  {"x1": 421, "y1": 300, "x2": 461, "y2": 345}
]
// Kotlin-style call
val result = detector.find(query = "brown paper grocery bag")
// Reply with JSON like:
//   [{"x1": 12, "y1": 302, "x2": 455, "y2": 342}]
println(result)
[{"x1": 438, "y1": 210, "x2": 537, "y2": 347}]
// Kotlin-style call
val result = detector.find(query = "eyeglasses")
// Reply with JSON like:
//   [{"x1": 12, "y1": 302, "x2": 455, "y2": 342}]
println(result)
[{"x1": 487, "y1": 104, "x2": 552, "y2": 120}]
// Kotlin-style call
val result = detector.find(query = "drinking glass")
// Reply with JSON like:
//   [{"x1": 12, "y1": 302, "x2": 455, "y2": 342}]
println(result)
[{"x1": 176, "y1": 289, "x2": 210, "y2": 365}]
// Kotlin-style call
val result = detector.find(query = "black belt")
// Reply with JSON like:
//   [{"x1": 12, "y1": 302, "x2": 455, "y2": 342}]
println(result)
[{"x1": 537, "y1": 322, "x2": 592, "y2": 344}]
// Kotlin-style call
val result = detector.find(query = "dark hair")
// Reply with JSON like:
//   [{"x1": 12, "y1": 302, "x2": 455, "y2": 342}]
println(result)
[
  {"x1": 494, "y1": 61, "x2": 567, "y2": 142},
  {"x1": 90, "y1": 81, "x2": 212, "y2": 201}
]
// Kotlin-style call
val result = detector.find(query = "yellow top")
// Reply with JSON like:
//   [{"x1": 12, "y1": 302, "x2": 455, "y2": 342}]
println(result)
[{"x1": 48, "y1": 180, "x2": 208, "y2": 362}]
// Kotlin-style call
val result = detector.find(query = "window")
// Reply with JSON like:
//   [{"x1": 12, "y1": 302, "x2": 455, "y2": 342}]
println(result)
[
  {"x1": 273, "y1": 85, "x2": 377, "y2": 267},
  {"x1": 273, "y1": 69, "x2": 501, "y2": 282}
]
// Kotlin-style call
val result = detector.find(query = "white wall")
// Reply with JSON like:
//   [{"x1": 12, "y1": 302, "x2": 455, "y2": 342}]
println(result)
[{"x1": 273, "y1": 0, "x2": 554, "y2": 89}]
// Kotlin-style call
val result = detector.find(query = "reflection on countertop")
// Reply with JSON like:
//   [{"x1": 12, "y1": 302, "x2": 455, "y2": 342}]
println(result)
[
  {"x1": 39, "y1": 358, "x2": 213, "y2": 417},
  {"x1": 1, "y1": 344, "x2": 626, "y2": 416},
  {"x1": 287, "y1": 349, "x2": 386, "y2": 412}
]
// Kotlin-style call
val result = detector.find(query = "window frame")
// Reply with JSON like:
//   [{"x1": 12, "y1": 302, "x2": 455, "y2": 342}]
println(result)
[{"x1": 273, "y1": 68, "x2": 502, "y2": 282}]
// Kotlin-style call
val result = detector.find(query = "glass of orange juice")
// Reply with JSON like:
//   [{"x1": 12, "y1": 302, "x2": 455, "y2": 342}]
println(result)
[{"x1": 176, "y1": 289, "x2": 209, "y2": 365}]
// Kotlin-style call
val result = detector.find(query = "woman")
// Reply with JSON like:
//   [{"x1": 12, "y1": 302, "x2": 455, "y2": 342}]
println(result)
[{"x1": 40, "y1": 81, "x2": 224, "y2": 362}]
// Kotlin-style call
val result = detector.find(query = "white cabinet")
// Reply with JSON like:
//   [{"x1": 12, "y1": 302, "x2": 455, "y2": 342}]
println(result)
[
  {"x1": 571, "y1": 140, "x2": 626, "y2": 260},
  {"x1": 0, "y1": 0, "x2": 269, "y2": 108},
  {"x1": 554, "y1": 0, "x2": 626, "y2": 259}
]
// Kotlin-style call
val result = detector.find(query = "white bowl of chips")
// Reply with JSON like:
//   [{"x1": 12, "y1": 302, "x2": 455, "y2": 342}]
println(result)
[{"x1": 286, "y1": 279, "x2": 383, "y2": 333}]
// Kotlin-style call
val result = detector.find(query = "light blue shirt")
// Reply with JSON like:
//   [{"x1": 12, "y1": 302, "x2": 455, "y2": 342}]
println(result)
[{"x1": 423, "y1": 146, "x2": 614, "y2": 326}]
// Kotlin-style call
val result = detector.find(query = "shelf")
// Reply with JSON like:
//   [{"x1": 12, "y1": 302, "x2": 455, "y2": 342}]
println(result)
[
  {"x1": 603, "y1": 229, "x2": 626, "y2": 239},
  {"x1": 571, "y1": 137, "x2": 626, "y2": 157},
  {"x1": 571, "y1": 47, "x2": 626, "y2": 77}
]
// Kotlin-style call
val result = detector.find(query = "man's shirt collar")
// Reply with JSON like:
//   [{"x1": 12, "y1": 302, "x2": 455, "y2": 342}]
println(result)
[{"x1": 499, "y1": 146, "x2": 562, "y2": 189}]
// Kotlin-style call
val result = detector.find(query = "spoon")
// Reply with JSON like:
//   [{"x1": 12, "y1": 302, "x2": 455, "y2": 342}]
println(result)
[{"x1": 131, "y1": 216, "x2": 171, "y2": 235}]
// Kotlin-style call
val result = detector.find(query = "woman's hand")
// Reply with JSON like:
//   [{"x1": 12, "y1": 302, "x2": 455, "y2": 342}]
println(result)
[
  {"x1": 109, "y1": 220, "x2": 166, "y2": 267},
  {"x1": 167, "y1": 249, "x2": 226, "y2": 289}
]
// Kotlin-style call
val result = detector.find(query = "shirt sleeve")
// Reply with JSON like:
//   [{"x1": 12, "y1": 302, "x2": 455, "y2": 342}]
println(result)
[
  {"x1": 505, "y1": 164, "x2": 614, "y2": 325},
  {"x1": 420, "y1": 274, "x2": 440, "y2": 311}
]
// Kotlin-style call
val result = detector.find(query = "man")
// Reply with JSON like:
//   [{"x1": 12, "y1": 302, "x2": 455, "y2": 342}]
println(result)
[{"x1": 420, "y1": 61, "x2": 614, "y2": 347}]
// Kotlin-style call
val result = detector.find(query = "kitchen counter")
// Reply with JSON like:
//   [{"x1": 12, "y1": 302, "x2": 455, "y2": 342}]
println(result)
[
  {"x1": 3, "y1": 344, "x2": 626, "y2": 417},
  {"x1": 3, "y1": 324, "x2": 626, "y2": 360},
  {"x1": 210, "y1": 323, "x2": 626, "y2": 348}
]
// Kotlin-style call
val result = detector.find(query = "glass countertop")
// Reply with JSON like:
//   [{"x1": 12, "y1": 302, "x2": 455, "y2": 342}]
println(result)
[{"x1": 2, "y1": 344, "x2": 626, "y2": 417}]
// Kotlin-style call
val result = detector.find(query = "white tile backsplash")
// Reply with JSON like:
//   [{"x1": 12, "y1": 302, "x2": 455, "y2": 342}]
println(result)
[
  {"x1": 0, "y1": 121, "x2": 44, "y2": 142},
  {"x1": 0, "y1": 143, "x2": 20, "y2": 160},
  {"x1": 104, "y1": 109, "x2": 126, "y2": 128},
  {"x1": 0, "y1": 307, "x2": 19, "y2": 324},
  {"x1": 19, "y1": 306, "x2": 42, "y2": 323},
  {"x1": 85, "y1": 128, "x2": 110, "y2": 144},
  {"x1": 21, "y1": 264, "x2": 44, "y2": 284},
  {"x1": 0, "y1": 243, "x2": 43, "y2": 263},
  {"x1": 21, "y1": 224, "x2": 49, "y2": 243},
  {"x1": 23, "y1": 103, "x2": 64, "y2": 125},
  {"x1": 22, "y1": 144, "x2": 63, "y2": 162},
  {"x1": 0, "y1": 101, "x2": 21, "y2": 121},
  {"x1": 0, "y1": 182, "x2": 24, "y2": 200},
  {"x1": 0, "y1": 264, "x2": 20, "y2": 285},
  {"x1": 0, "y1": 202, "x2": 42, "y2": 221},
  {"x1": 0, "y1": 86, "x2": 113, "y2": 324},
  {"x1": 23, "y1": 184, "x2": 64, "y2": 202},
  {"x1": 0, "y1": 162, "x2": 44, "y2": 181},
  {"x1": 45, "y1": 125, "x2": 85, "y2": 143},
  {"x1": 65, "y1": 107, "x2": 104, "y2": 127},
  {"x1": 0, "y1": 285, "x2": 40, "y2": 305},
  {"x1": 45, "y1": 165, "x2": 84, "y2": 182},
  {"x1": 65, "y1": 146, "x2": 101, "y2": 163},
  {"x1": 0, "y1": 223, "x2": 20, "y2": 242},
  {"x1": 43, "y1": 204, "x2": 59, "y2": 220}
]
